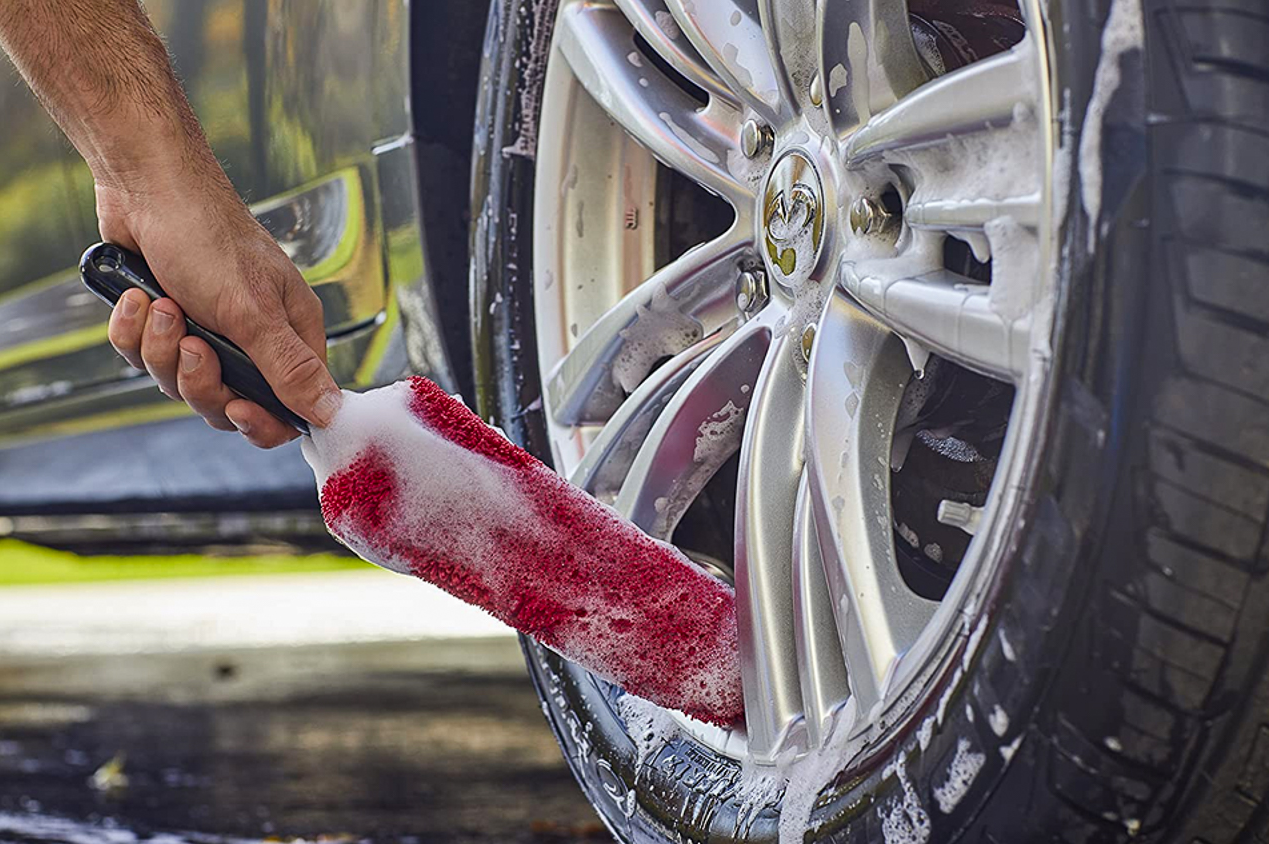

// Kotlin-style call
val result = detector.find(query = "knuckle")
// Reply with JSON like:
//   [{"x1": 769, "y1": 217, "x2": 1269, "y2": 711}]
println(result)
[
  {"x1": 299, "y1": 292, "x2": 324, "y2": 326},
  {"x1": 216, "y1": 281, "x2": 273, "y2": 337},
  {"x1": 177, "y1": 373, "x2": 212, "y2": 404},
  {"x1": 144, "y1": 360, "x2": 179, "y2": 396},
  {"x1": 274, "y1": 348, "x2": 326, "y2": 393},
  {"x1": 227, "y1": 308, "x2": 278, "y2": 352},
  {"x1": 109, "y1": 339, "x2": 143, "y2": 369},
  {"x1": 142, "y1": 361, "x2": 174, "y2": 392},
  {"x1": 247, "y1": 431, "x2": 286, "y2": 449},
  {"x1": 178, "y1": 370, "x2": 234, "y2": 426},
  {"x1": 141, "y1": 331, "x2": 177, "y2": 360},
  {"x1": 108, "y1": 319, "x2": 140, "y2": 355},
  {"x1": 204, "y1": 416, "x2": 237, "y2": 433}
]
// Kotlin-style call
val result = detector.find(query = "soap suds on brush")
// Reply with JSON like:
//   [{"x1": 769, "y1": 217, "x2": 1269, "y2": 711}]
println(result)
[{"x1": 302, "y1": 379, "x2": 743, "y2": 726}]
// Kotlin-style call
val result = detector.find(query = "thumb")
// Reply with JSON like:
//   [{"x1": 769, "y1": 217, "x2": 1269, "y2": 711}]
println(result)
[{"x1": 244, "y1": 324, "x2": 343, "y2": 429}]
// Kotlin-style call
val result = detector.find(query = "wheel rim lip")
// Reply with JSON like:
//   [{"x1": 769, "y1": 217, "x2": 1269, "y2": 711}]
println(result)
[{"x1": 529, "y1": 0, "x2": 1059, "y2": 769}]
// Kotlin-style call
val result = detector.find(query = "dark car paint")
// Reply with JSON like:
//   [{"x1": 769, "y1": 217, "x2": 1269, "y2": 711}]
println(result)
[{"x1": 0, "y1": 0, "x2": 485, "y2": 550}]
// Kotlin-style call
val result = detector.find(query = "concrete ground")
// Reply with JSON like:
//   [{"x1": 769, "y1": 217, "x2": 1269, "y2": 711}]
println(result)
[{"x1": 0, "y1": 571, "x2": 614, "y2": 844}]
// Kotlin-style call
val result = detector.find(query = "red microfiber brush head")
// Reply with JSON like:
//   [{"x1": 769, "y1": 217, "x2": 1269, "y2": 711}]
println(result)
[{"x1": 303, "y1": 377, "x2": 744, "y2": 727}]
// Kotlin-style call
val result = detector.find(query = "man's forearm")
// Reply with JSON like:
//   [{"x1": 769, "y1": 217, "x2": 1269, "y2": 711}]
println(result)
[{"x1": 0, "y1": 0, "x2": 221, "y2": 195}]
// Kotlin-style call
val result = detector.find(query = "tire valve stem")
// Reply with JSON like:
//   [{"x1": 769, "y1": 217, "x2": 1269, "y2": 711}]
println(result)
[{"x1": 937, "y1": 500, "x2": 984, "y2": 536}]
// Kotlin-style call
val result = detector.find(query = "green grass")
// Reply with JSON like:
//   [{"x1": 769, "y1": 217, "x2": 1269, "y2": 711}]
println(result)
[{"x1": 0, "y1": 540, "x2": 366, "y2": 587}]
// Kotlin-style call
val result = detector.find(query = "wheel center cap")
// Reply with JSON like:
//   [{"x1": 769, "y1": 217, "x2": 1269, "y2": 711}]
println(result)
[{"x1": 762, "y1": 150, "x2": 825, "y2": 288}]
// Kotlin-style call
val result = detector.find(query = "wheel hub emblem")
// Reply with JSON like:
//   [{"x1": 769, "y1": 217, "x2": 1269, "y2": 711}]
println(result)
[{"x1": 762, "y1": 150, "x2": 825, "y2": 285}]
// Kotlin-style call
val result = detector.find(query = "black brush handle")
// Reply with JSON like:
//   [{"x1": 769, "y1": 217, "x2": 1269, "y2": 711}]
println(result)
[{"x1": 79, "y1": 242, "x2": 311, "y2": 435}]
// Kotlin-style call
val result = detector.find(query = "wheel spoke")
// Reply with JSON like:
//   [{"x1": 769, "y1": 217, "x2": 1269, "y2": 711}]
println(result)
[
  {"x1": 556, "y1": 2, "x2": 751, "y2": 206},
  {"x1": 906, "y1": 194, "x2": 1041, "y2": 233},
  {"x1": 613, "y1": 312, "x2": 775, "y2": 539},
  {"x1": 734, "y1": 333, "x2": 810, "y2": 761},
  {"x1": 612, "y1": 0, "x2": 735, "y2": 104},
  {"x1": 663, "y1": 0, "x2": 789, "y2": 123},
  {"x1": 792, "y1": 468, "x2": 850, "y2": 749},
  {"x1": 805, "y1": 290, "x2": 939, "y2": 712},
  {"x1": 843, "y1": 45, "x2": 1033, "y2": 166},
  {"x1": 817, "y1": 0, "x2": 930, "y2": 139},
  {"x1": 839, "y1": 262, "x2": 1029, "y2": 382},
  {"x1": 544, "y1": 224, "x2": 752, "y2": 425},
  {"x1": 571, "y1": 329, "x2": 730, "y2": 502},
  {"x1": 755, "y1": 0, "x2": 813, "y2": 114}
]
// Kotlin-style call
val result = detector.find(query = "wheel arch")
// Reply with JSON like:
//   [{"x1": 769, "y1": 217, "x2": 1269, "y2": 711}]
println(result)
[{"x1": 407, "y1": 0, "x2": 495, "y2": 401}]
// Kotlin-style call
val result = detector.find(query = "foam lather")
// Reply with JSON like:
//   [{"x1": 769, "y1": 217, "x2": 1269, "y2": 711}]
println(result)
[{"x1": 301, "y1": 377, "x2": 744, "y2": 727}]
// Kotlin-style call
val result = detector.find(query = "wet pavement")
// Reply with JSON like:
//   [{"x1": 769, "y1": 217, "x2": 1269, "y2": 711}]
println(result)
[
  {"x1": 0, "y1": 577, "x2": 614, "y2": 844},
  {"x1": 0, "y1": 571, "x2": 513, "y2": 656}
]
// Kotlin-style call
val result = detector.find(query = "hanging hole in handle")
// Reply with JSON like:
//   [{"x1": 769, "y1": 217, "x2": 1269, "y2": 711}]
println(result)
[{"x1": 95, "y1": 250, "x2": 120, "y2": 273}]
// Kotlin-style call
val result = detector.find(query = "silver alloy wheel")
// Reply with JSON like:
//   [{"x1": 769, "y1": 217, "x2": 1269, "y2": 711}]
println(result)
[{"x1": 532, "y1": 0, "x2": 1057, "y2": 766}]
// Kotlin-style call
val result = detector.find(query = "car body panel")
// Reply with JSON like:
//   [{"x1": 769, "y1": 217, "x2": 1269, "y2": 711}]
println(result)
[{"x1": 0, "y1": 0, "x2": 456, "y2": 539}]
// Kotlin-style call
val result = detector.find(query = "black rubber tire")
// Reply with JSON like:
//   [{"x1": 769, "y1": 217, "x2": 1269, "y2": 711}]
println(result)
[{"x1": 469, "y1": 0, "x2": 1269, "y2": 840}]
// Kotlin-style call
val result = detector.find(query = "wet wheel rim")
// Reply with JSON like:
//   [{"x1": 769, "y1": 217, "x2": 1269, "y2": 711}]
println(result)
[{"x1": 531, "y1": 0, "x2": 1058, "y2": 766}]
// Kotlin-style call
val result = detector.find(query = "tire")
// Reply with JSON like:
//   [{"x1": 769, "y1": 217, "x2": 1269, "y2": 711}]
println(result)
[{"x1": 469, "y1": 0, "x2": 1269, "y2": 840}]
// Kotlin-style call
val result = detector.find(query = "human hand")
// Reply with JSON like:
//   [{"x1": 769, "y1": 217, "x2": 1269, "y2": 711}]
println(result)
[{"x1": 100, "y1": 170, "x2": 341, "y2": 448}]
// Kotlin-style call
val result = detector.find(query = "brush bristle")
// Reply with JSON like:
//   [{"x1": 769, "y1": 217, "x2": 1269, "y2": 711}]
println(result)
[{"x1": 305, "y1": 377, "x2": 744, "y2": 727}]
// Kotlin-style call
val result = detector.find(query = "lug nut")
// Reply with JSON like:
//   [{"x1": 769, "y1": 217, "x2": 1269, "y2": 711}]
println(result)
[
  {"x1": 741, "y1": 119, "x2": 771, "y2": 159},
  {"x1": 849, "y1": 195, "x2": 898, "y2": 236},
  {"x1": 800, "y1": 323, "x2": 816, "y2": 362},
  {"x1": 809, "y1": 73, "x2": 823, "y2": 107},
  {"x1": 736, "y1": 269, "x2": 768, "y2": 313}
]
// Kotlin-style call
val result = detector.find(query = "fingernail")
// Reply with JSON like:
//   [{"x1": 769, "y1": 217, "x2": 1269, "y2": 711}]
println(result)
[
  {"x1": 120, "y1": 296, "x2": 140, "y2": 318},
  {"x1": 180, "y1": 347, "x2": 201, "y2": 373},
  {"x1": 310, "y1": 389, "x2": 343, "y2": 428},
  {"x1": 152, "y1": 309, "x2": 175, "y2": 334},
  {"x1": 229, "y1": 415, "x2": 251, "y2": 436}
]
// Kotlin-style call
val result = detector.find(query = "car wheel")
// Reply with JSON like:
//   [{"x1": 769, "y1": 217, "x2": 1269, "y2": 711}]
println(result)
[{"x1": 470, "y1": 0, "x2": 1269, "y2": 840}]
